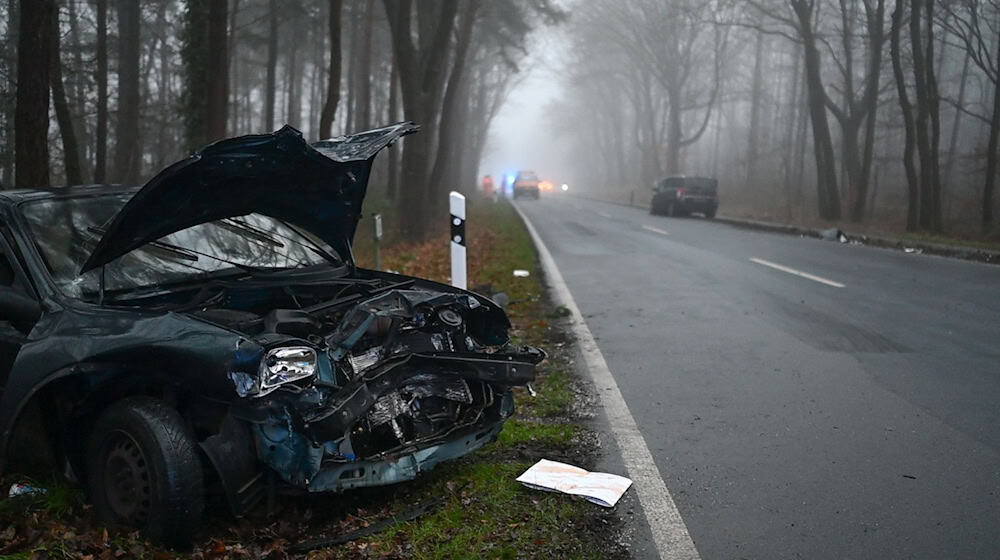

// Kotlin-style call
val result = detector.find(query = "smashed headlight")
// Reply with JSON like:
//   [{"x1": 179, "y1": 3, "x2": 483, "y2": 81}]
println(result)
[{"x1": 258, "y1": 346, "x2": 317, "y2": 396}]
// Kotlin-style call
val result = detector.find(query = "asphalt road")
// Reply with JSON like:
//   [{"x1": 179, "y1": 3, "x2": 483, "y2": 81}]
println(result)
[{"x1": 514, "y1": 195, "x2": 1000, "y2": 560}]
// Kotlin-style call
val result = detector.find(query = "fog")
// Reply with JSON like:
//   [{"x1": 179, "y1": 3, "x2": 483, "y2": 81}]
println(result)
[
  {"x1": 2, "y1": 1, "x2": 998, "y2": 237},
  {"x1": 488, "y1": 0, "x2": 1000, "y2": 236}
]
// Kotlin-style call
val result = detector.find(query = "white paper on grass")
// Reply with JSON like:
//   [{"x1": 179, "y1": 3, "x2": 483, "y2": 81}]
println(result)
[{"x1": 515, "y1": 459, "x2": 632, "y2": 507}]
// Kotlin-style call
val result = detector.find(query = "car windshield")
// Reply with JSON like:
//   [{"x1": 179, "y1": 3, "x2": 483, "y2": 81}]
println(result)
[
  {"x1": 517, "y1": 172, "x2": 538, "y2": 181},
  {"x1": 686, "y1": 178, "x2": 717, "y2": 191},
  {"x1": 20, "y1": 193, "x2": 344, "y2": 300}
]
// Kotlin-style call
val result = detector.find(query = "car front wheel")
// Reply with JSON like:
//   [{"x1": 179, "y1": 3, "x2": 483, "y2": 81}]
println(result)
[{"x1": 86, "y1": 397, "x2": 204, "y2": 548}]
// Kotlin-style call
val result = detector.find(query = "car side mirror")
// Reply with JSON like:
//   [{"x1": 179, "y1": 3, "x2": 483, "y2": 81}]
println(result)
[{"x1": 0, "y1": 286, "x2": 41, "y2": 332}]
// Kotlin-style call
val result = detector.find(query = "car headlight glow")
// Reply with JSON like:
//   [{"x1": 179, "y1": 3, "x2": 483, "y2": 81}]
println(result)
[{"x1": 258, "y1": 346, "x2": 317, "y2": 396}]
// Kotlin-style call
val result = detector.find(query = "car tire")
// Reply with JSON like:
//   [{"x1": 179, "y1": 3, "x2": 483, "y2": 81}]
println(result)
[
  {"x1": 86, "y1": 397, "x2": 204, "y2": 548},
  {"x1": 705, "y1": 209, "x2": 716, "y2": 219}
]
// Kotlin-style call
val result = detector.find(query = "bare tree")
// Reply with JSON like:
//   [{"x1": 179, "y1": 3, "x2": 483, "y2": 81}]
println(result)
[
  {"x1": 382, "y1": 0, "x2": 460, "y2": 237},
  {"x1": 943, "y1": 0, "x2": 1000, "y2": 228},
  {"x1": 264, "y1": 0, "x2": 279, "y2": 132},
  {"x1": 891, "y1": 0, "x2": 920, "y2": 230},
  {"x1": 318, "y1": 0, "x2": 343, "y2": 139},
  {"x1": 50, "y1": 0, "x2": 82, "y2": 185},
  {"x1": 94, "y1": 0, "x2": 108, "y2": 183},
  {"x1": 113, "y1": 0, "x2": 141, "y2": 184},
  {"x1": 910, "y1": 0, "x2": 943, "y2": 231},
  {"x1": 14, "y1": 0, "x2": 54, "y2": 188},
  {"x1": 206, "y1": 1, "x2": 228, "y2": 141}
]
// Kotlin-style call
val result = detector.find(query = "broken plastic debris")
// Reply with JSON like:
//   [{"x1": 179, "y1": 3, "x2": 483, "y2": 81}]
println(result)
[
  {"x1": 903, "y1": 247, "x2": 923, "y2": 254},
  {"x1": 513, "y1": 269, "x2": 530, "y2": 277},
  {"x1": 228, "y1": 371, "x2": 257, "y2": 397},
  {"x1": 516, "y1": 459, "x2": 632, "y2": 507},
  {"x1": 821, "y1": 228, "x2": 848, "y2": 243},
  {"x1": 8, "y1": 483, "x2": 46, "y2": 498},
  {"x1": 491, "y1": 292, "x2": 510, "y2": 309}
]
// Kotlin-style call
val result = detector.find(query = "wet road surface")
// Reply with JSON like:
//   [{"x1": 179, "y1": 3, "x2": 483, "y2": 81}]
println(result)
[{"x1": 515, "y1": 195, "x2": 1000, "y2": 560}]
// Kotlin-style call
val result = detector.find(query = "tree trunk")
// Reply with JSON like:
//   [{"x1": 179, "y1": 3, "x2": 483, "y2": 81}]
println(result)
[
  {"x1": 154, "y1": 0, "x2": 170, "y2": 169},
  {"x1": 910, "y1": 0, "x2": 938, "y2": 230},
  {"x1": 264, "y1": 0, "x2": 278, "y2": 131},
  {"x1": 891, "y1": 0, "x2": 919, "y2": 231},
  {"x1": 782, "y1": 47, "x2": 803, "y2": 220},
  {"x1": 924, "y1": 0, "x2": 942, "y2": 231},
  {"x1": 386, "y1": 53, "x2": 399, "y2": 199},
  {"x1": 14, "y1": 0, "x2": 54, "y2": 188},
  {"x1": 943, "y1": 45, "x2": 971, "y2": 192},
  {"x1": 286, "y1": 35, "x2": 300, "y2": 128},
  {"x1": 665, "y1": 83, "x2": 682, "y2": 173},
  {"x1": 50, "y1": 2, "x2": 83, "y2": 185},
  {"x1": 983, "y1": 30, "x2": 1000, "y2": 228},
  {"x1": 357, "y1": 0, "x2": 374, "y2": 130},
  {"x1": 796, "y1": 17, "x2": 841, "y2": 220},
  {"x1": 66, "y1": 0, "x2": 89, "y2": 174},
  {"x1": 114, "y1": 0, "x2": 141, "y2": 184},
  {"x1": 382, "y1": 0, "x2": 459, "y2": 239},
  {"x1": 850, "y1": 0, "x2": 886, "y2": 222},
  {"x1": 746, "y1": 29, "x2": 765, "y2": 186},
  {"x1": 318, "y1": 0, "x2": 343, "y2": 139},
  {"x1": 1, "y1": 0, "x2": 18, "y2": 187},
  {"x1": 206, "y1": 1, "x2": 228, "y2": 141},
  {"x1": 344, "y1": 5, "x2": 356, "y2": 134},
  {"x1": 428, "y1": 1, "x2": 478, "y2": 194},
  {"x1": 227, "y1": 0, "x2": 239, "y2": 134},
  {"x1": 94, "y1": 0, "x2": 107, "y2": 183}
]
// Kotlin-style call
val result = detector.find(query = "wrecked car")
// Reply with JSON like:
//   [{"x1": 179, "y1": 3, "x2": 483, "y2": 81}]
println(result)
[{"x1": 0, "y1": 123, "x2": 543, "y2": 546}]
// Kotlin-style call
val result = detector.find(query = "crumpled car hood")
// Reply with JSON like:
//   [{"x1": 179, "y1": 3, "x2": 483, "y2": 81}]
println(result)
[{"x1": 80, "y1": 122, "x2": 419, "y2": 273}]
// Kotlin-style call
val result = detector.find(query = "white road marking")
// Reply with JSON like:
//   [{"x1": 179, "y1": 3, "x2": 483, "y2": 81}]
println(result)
[
  {"x1": 642, "y1": 225, "x2": 670, "y2": 236},
  {"x1": 750, "y1": 257, "x2": 846, "y2": 288},
  {"x1": 596, "y1": 211, "x2": 612, "y2": 218},
  {"x1": 513, "y1": 202, "x2": 701, "y2": 560}
]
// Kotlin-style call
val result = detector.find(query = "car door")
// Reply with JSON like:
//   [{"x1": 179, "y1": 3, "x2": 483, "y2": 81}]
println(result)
[{"x1": 0, "y1": 231, "x2": 38, "y2": 400}]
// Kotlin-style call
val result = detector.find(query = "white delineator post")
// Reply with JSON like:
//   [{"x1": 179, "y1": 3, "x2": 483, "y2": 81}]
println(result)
[{"x1": 450, "y1": 191, "x2": 467, "y2": 289}]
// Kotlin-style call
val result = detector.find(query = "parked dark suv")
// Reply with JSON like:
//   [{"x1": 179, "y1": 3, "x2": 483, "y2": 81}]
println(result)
[
  {"x1": 650, "y1": 176, "x2": 719, "y2": 218},
  {"x1": 0, "y1": 123, "x2": 542, "y2": 546}
]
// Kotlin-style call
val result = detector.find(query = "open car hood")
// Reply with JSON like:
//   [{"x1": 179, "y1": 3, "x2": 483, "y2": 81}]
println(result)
[{"x1": 80, "y1": 122, "x2": 418, "y2": 273}]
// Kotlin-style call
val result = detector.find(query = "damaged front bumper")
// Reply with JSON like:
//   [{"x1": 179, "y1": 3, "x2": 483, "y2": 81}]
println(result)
[
  {"x1": 209, "y1": 287, "x2": 544, "y2": 510},
  {"x1": 239, "y1": 349, "x2": 540, "y2": 494},
  {"x1": 288, "y1": 395, "x2": 510, "y2": 493}
]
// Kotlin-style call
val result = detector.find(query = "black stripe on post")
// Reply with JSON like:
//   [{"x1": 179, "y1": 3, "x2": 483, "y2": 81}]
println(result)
[{"x1": 451, "y1": 215, "x2": 466, "y2": 246}]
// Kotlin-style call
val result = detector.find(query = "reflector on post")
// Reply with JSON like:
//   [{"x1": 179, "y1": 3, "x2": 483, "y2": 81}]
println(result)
[{"x1": 450, "y1": 192, "x2": 467, "y2": 289}]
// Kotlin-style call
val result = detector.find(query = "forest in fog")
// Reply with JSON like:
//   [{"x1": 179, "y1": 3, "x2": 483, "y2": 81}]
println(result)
[
  {"x1": 2, "y1": 1, "x2": 999, "y2": 237},
  {"x1": 552, "y1": 0, "x2": 1000, "y2": 235},
  {"x1": 0, "y1": 0, "x2": 561, "y2": 238}
]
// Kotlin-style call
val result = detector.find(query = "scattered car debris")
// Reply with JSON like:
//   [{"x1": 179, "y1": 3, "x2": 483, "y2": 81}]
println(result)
[
  {"x1": 513, "y1": 269, "x2": 531, "y2": 277},
  {"x1": 526, "y1": 383, "x2": 537, "y2": 397},
  {"x1": 821, "y1": 228, "x2": 848, "y2": 243},
  {"x1": 491, "y1": 291, "x2": 510, "y2": 309},
  {"x1": 516, "y1": 459, "x2": 632, "y2": 507},
  {"x1": 290, "y1": 496, "x2": 447, "y2": 553},
  {"x1": 8, "y1": 483, "x2": 47, "y2": 498}
]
